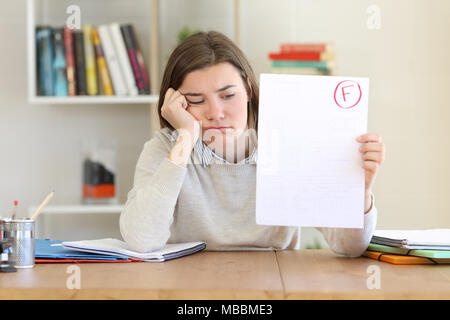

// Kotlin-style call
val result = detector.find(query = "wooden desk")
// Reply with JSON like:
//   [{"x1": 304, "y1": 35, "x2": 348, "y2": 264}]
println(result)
[{"x1": 1, "y1": 250, "x2": 449, "y2": 300}]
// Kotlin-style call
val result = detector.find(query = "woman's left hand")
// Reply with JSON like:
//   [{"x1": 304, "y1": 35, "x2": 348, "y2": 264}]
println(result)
[{"x1": 356, "y1": 133, "x2": 385, "y2": 211}]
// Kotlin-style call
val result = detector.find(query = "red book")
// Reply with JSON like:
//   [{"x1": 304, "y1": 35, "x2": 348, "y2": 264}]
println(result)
[
  {"x1": 63, "y1": 26, "x2": 77, "y2": 96},
  {"x1": 120, "y1": 25, "x2": 146, "y2": 94},
  {"x1": 269, "y1": 51, "x2": 322, "y2": 61},
  {"x1": 280, "y1": 43, "x2": 329, "y2": 53},
  {"x1": 128, "y1": 25, "x2": 151, "y2": 94}
]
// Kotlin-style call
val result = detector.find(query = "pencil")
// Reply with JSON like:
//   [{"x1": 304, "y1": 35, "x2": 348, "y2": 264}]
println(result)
[{"x1": 30, "y1": 191, "x2": 55, "y2": 221}]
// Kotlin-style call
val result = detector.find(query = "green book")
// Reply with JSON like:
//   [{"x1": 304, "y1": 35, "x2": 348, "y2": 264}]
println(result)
[
  {"x1": 368, "y1": 243, "x2": 450, "y2": 259},
  {"x1": 272, "y1": 60, "x2": 332, "y2": 70}
]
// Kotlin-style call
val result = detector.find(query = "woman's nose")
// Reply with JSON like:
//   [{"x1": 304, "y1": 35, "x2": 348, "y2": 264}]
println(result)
[{"x1": 205, "y1": 99, "x2": 224, "y2": 120}]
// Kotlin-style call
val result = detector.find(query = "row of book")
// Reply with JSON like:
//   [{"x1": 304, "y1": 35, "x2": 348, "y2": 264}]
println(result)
[
  {"x1": 36, "y1": 23, "x2": 150, "y2": 97},
  {"x1": 268, "y1": 43, "x2": 335, "y2": 76},
  {"x1": 364, "y1": 229, "x2": 450, "y2": 265}
]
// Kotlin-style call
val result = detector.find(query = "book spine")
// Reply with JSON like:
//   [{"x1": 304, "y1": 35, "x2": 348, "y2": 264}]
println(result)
[
  {"x1": 83, "y1": 24, "x2": 98, "y2": 95},
  {"x1": 73, "y1": 30, "x2": 87, "y2": 95},
  {"x1": 269, "y1": 52, "x2": 322, "y2": 61},
  {"x1": 280, "y1": 43, "x2": 327, "y2": 53},
  {"x1": 63, "y1": 26, "x2": 77, "y2": 96},
  {"x1": 271, "y1": 67, "x2": 328, "y2": 75},
  {"x1": 98, "y1": 25, "x2": 127, "y2": 96},
  {"x1": 52, "y1": 28, "x2": 68, "y2": 96},
  {"x1": 272, "y1": 60, "x2": 332, "y2": 70},
  {"x1": 37, "y1": 28, "x2": 55, "y2": 96},
  {"x1": 127, "y1": 25, "x2": 150, "y2": 94},
  {"x1": 109, "y1": 23, "x2": 138, "y2": 96},
  {"x1": 35, "y1": 26, "x2": 42, "y2": 96},
  {"x1": 120, "y1": 25, "x2": 146, "y2": 94},
  {"x1": 92, "y1": 28, "x2": 114, "y2": 96}
]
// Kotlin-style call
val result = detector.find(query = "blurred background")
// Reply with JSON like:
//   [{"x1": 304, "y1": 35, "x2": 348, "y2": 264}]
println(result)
[{"x1": 0, "y1": 0, "x2": 449, "y2": 248}]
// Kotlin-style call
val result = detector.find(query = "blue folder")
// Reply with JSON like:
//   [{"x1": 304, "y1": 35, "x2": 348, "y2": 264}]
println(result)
[{"x1": 35, "y1": 239, "x2": 129, "y2": 261}]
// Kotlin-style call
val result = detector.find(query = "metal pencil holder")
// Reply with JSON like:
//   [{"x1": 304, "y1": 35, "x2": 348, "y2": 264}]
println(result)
[{"x1": 0, "y1": 218, "x2": 35, "y2": 269}]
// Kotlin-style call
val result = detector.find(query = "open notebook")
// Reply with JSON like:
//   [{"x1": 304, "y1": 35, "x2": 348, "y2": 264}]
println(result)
[
  {"x1": 62, "y1": 238, "x2": 206, "y2": 262},
  {"x1": 372, "y1": 229, "x2": 450, "y2": 249}
]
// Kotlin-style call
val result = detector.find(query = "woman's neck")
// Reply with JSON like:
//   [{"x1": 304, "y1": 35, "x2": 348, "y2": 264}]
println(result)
[{"x1": 203, "y1": 129, "x2": 255, "y2": 163}]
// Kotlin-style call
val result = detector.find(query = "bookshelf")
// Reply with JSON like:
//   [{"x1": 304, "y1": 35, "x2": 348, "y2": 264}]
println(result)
[
  {"x1": 29, "y1": 95, "x2": 158, "y2": 105},
  {"x1": 26, "y1": 0, "x2": 160, "y2": 107}
]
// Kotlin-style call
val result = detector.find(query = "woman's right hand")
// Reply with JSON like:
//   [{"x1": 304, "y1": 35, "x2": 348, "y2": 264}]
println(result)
[{"x1": 161, "y1": 88, "x2": 201, "y2": 145}]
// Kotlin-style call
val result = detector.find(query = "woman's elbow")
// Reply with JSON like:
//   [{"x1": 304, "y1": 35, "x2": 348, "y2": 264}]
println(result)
[
  {"x1": 329, "y1": 243, "x2": 369, "y2": 258},
  {"x1": 119, "y1": 212, "x2": 169, "y2": 253}
]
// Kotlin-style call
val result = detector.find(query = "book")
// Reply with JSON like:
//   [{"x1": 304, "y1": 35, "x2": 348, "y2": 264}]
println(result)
[
  {"x1": 62, "y1": 238, "x2": 207, "y2": 262},
  {"x1": 109, "y1": 23, "x2": 138, "y2": 96},
  {"x1": 269, "y1": 51, "x2": 332, "y2": 61},
  {"x1": 83, "y1": 24, "x2": 98, "y2": 95},
  {"x1": 280, "y1": 43, "x2": 333, "y2": 53},
  {"x1": 63, "y1": 26, "x2": 77, "y2": 96},
  {"x1": 120, "y1": 24, "x2": 149, "y2": 94},
  {"x1": 372, "y1": 229, "x2": 450, "y2": 250},
  {"x1": 363, "y1": 250, "x2": 450, "y2": 265},
  {"x1": 272, "y1": 60, "x2": 334, "y2": 70},
  {"x1": 73, "y1": 30, "x2": 87, "y2": 95},
  {"x1": 91, "y1": 28, "x2": 114, "y2": 95},
  {"x1": 271, "y1": 67, "x2": 330, "y2": 76},
  {"x1": 98, "y1": 25, "x2": 127, "y2": 96},
  {"x1": 35, "y1": 26, "x2": 43, "y2": 96},
  {"x1": 52, "y1": 28, "x2": 68, "y2": 96},
  {"x1": 127, "y1": 25, "x2": 151, "y2": 94},
  {"x1": 368, "y1": 243, "x2": 450, "y2": 259},
  {"x1": 36, "y1": 27, "x2": 54, "y2": 96}
]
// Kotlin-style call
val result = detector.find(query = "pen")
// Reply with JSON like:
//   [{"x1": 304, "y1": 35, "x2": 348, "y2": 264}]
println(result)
[{"x1": 11, "y1": 200, "x2": 18, "y2": 220}]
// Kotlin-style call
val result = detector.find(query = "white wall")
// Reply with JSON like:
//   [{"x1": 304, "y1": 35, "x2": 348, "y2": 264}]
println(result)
[{"x1": 0, "y1": 0, "x2": 449, "y2": 244}]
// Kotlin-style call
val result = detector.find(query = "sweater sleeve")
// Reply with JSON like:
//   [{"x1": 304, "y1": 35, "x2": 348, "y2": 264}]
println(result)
[
  {"x1": 119, "y1": 129, "x2": 187, "y2": 253},
  {"x1": 315, "y1": 193, "x2": 378, "y2": 258}
]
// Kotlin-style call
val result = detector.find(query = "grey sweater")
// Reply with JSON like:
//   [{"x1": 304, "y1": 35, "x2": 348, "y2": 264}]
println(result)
[{"x1": 119, "y1": 128, "x2": 377, "y2": 257}]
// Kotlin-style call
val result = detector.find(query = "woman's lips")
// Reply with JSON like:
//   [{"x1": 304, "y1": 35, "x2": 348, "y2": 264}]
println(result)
[{"x1": 203, "y1": 126, "x2": 232, "y2": 132}]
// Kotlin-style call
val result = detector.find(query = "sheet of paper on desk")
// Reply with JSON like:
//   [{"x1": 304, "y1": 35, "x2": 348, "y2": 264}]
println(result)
[{"x1": 256, "y1": 73, "x2": 369, "y2": 228}]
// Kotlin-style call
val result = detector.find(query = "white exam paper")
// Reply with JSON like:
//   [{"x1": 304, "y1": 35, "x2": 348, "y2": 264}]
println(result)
[{"x1": 256, "y1": 74, "x2": 369, "y2": 228}]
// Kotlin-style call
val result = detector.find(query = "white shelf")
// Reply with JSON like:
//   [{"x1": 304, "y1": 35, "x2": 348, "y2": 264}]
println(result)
[
  {"x1": 29, "y1": 95, "x2": 159, "y2": 105},
  {"x1": 28, "y1": 205, "x2": 124, "y2": 215}
]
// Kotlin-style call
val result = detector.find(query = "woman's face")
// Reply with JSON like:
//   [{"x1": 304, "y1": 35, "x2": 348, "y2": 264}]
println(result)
[{"x1": 178, "y1": 62, "x2": 249, "y2": 146}]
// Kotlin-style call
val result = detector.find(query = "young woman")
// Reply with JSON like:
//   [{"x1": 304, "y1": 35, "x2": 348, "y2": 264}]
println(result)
[{"x1": 119, "y1": 31, "x2": 385, "y2": 257}]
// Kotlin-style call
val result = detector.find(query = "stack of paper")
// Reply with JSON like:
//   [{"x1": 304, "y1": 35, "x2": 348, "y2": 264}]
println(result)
[
  {"x1": 364, "y1": 229, "x2": 450, "y2": 265},
  {"x1": 62, "y1": 238, "x2": 206, "y2": 262}
]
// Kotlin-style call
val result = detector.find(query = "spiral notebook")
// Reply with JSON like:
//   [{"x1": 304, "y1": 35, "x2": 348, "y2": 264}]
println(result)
[{"x1": 62, "y1": 238, "x2": 206, "y2": 262}]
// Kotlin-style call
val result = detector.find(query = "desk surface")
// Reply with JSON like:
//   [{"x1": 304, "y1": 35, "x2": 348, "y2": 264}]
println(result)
[{"x1": 2, "y1": 250, "x2": 450, "y2": 300}]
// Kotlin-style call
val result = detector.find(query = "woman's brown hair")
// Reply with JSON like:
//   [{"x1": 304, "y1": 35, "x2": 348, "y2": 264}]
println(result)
[{"x1": 157, "y1": 31, "x2": 259, "y2": 133}]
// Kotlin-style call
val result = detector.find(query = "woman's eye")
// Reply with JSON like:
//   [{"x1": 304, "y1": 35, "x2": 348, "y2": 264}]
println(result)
[
  {"x1": 187, "y1": 100, "x2": 204, "y2": 105},
  {"x1": 223, "y1": 94, "x2": 235, "y2": 99}
]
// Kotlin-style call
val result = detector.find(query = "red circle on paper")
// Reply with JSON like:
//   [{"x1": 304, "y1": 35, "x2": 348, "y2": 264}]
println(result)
[{"x1": 334, "y1": 80, "x2": 362, "y2": 109}]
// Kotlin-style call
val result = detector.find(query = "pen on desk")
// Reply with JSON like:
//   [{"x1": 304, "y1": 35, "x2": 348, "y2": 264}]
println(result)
[
  {"x1": 11, "y1": 200, "x2": 18, "y2": 220},
  {"x1": 30, "y1": 190, "x2": 55, "y2": 221}
]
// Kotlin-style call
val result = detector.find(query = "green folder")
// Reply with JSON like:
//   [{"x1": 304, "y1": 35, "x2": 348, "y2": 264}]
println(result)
[{"x1": 368, "y1": 243, "x2": 450, "y2": 259}]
